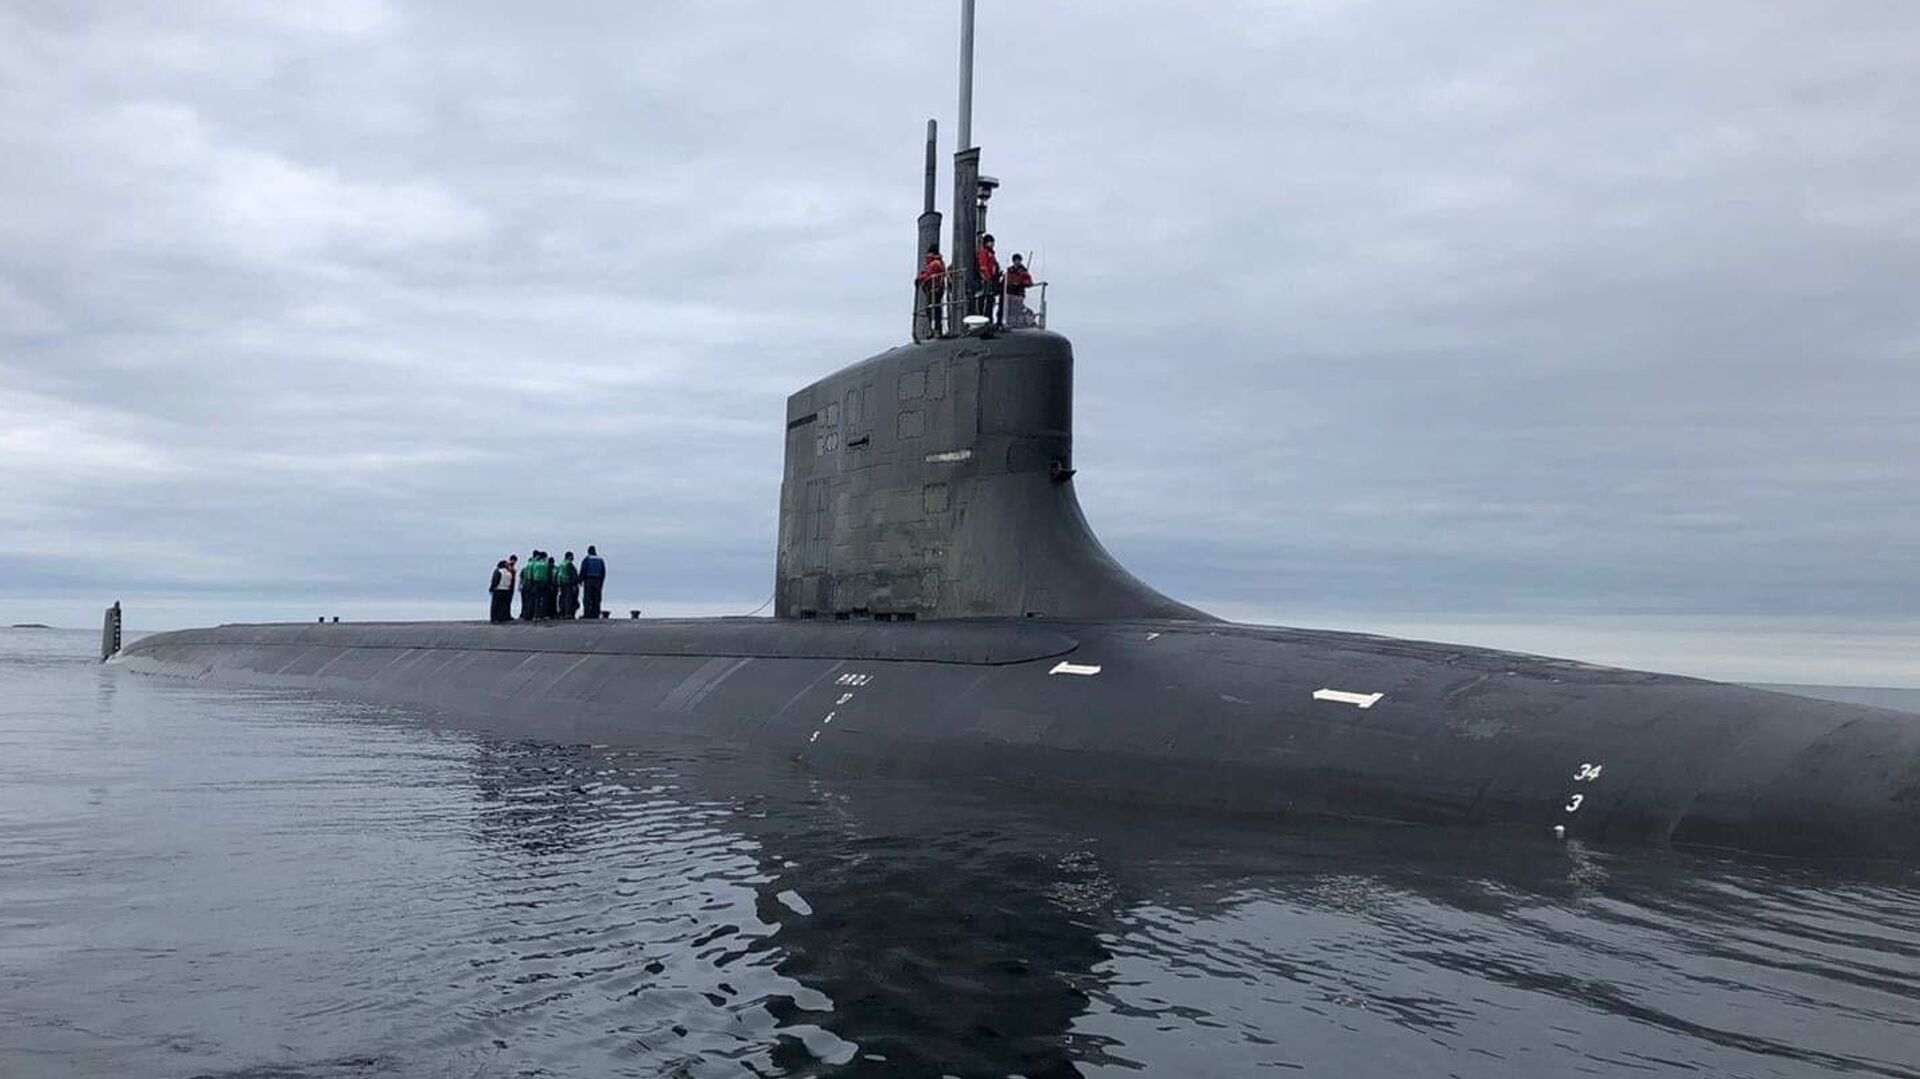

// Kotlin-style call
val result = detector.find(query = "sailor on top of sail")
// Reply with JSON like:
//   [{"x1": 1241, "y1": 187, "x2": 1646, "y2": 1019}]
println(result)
[{"x1": 976, "y1": 233, "x2": 1001, "y2": 320}]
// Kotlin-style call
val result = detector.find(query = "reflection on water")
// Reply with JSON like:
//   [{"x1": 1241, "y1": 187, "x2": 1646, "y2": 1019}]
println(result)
[{"x1": 2, "y1": 628, "x2": 1918, "y2": 1078}]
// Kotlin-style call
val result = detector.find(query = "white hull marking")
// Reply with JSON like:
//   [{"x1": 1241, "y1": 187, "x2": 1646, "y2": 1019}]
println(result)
[
  {"x1": 1313, "y1": 688, "x2": 1384, "y2": 709},
  {"x1": 1049, "y1": 661, "x2": 1103, "y2": 677}
]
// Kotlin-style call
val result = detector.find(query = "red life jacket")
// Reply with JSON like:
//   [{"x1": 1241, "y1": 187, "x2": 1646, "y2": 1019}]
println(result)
[
  {"x1": 917, "y1": 254, "x2": 946, "y2": 286},
  {"x1": 977, "y1": 246, "x2": 1000, "y2": 281},
  {"x1": 1005, "y1": 264, "x2": 1033, "y2": 295}
]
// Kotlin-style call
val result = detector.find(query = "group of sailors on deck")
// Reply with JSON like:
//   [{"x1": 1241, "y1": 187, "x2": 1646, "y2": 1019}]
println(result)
[
  {"x1": 917, "y1": 233, "x2": 1037, "y2": 335},
  {"x1": 488, "y1": 547, "x2": 608, "y2": 623}
]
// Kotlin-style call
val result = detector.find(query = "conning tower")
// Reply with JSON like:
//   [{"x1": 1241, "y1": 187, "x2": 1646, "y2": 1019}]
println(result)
[
  {"x1": 775, "y1": 332, "x2": 1207, "y2": 621},
  {"x1": 775, "y1": 2, "x2": 1206, "y2": 623}
]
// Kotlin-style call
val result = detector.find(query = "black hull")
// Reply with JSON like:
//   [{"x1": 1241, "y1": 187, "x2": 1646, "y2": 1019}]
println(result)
[{"x1": 117, "y1": 617, "x2": 1920, "y2": 860}]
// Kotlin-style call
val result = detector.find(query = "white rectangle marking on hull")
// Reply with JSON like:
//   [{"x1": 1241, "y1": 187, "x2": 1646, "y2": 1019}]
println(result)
[
  {"x1": 1049, "y1": 661, "x2": 1103, "y2": 677},
  {"x1": 1313, "y1": 688, "x2": 1384, "y2": 709}
]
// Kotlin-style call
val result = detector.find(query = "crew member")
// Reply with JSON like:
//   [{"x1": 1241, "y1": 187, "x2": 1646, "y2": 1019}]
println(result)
[
  {"x1": 556, "y1": 551, "x2": 580, "y2": 620},
  {"x1": 529, "y1": 551, "x2": 553, "y2": 620},
  {"x1": 518, "y1": 553, "x2": 537, "y2": 620},
  {"x1": 1004, "y1": 254, "x2": 1034, "y2": 328},
  {"x1": 580, "y1": 545, "x2": 607, "y2": 619},
  {"x1": 916, "y1": 245, "x2": 946, "y2": 336},
  {"x1": 489, "y1": 559, "x2": 515, "y2": 623},
  {"x1": 975, "y1": 233, "x2": 1001, "y2": 322}
]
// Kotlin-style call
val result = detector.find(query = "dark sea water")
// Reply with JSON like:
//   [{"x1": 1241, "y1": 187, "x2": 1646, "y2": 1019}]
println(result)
[{"x1": 4, "y1": 628, "x2": 1919, "y2": 1078}]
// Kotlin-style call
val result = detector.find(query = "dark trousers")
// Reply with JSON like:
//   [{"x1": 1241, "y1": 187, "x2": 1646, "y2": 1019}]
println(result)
[
  {"x1": 975, "y1": 283, "x2": 999, "y2": 324},
  {"x1": 519, "y1": 585, "x2": 535, "y2": 620},
  {"x1": 489, "y1": 590, "x2": 511, "y2": 623},
  {"x1": 921, "y1": 285, "x2": 944, "y2": 336},
  {"x1": 583, "y1": 579, "x2": 604, "y2": 619},
  {"x1": 560, "y1": 584, "x2": 579, "y2": 619}
]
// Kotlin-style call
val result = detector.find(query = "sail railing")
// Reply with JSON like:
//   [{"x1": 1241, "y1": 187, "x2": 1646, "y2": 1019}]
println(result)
[
  {"x1": 1002, "y1": 279, "x2": 1046, "y2": 330},
  {"x1": 912, "y1": 268, "x2": 959, "y2": 342},
  {"x1": 914, "y1": 269, "x2": 1049, "y2": 340}
]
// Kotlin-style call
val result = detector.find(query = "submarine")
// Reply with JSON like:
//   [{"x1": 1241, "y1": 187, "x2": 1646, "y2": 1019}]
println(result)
[{"x1": 116, "y1": 5, "x2": 1920, "y2": 861}]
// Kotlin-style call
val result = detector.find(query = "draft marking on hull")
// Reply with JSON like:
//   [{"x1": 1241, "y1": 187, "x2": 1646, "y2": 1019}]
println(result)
[
  {"x1": 1313, "y1": 688, "x2": 1384, "y2": 709},
  {"x1": 805, "y1": 672, "x2": 871, "y2": 753},
  {"x1": 1049, "y1": 661, "x2": 1103, "y2": 677}
]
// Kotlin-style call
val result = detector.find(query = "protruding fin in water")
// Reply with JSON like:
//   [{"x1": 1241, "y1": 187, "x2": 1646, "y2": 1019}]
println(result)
[{"x1": 101, "y1": 601, "x2": 122, "y2": 661}]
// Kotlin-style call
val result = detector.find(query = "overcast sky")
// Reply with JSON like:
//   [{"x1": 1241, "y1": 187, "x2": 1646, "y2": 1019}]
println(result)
[{"x1": 2, "y1": 1, "x2": 1916, "y2": 683}]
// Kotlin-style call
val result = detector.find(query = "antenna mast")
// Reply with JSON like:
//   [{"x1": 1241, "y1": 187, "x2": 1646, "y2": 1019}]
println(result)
[
  {"x1": 957, "y1": 0, "x2": 975, "y2": 151},
  {"x1": 913, "y1": 119, "x2": 943, "y2": 341},
  {"x1": 949, "y1": 0, "x2": 982, "y2": 331}
]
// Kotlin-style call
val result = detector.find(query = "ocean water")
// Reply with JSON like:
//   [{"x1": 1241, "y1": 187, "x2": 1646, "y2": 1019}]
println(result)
[{"x1": 3, "y1": 628, "x2": 1918, "y2": 1078}]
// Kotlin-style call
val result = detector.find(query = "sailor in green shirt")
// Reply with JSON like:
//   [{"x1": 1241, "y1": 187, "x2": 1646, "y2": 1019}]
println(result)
[
  {"x1": 517, "y1": 552, "x2": 537, "y2": 621},
  {"x1": 556, "y1": 552, "x2": 581, "y2": 620},
  {"x1": 527, "y1": 552, "x2": 553, "y2": 619}
]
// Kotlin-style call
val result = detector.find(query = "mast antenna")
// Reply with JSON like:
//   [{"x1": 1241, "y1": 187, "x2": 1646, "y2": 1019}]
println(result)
[
  {"x1": 949, "y1": 0, "x2": 984, "y2": 332},
  {"x1": 957, "y1": 0, "x2": 976, "y2": 150}
]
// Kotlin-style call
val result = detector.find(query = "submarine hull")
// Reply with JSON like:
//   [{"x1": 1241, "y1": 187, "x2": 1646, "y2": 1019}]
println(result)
[{"x1": 117, "y1": 618, "x2": 1920, "y2": 860}]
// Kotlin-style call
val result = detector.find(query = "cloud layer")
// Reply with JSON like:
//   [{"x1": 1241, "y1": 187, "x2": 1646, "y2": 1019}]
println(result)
[{"x1": 3, "y1": 1, "x2": 1916, "y2": 679}]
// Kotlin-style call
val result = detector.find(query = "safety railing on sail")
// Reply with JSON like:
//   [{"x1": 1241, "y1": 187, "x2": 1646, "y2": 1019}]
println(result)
[{"x1": 914, "y1": 269, "x2": 1048, "y2": 341}]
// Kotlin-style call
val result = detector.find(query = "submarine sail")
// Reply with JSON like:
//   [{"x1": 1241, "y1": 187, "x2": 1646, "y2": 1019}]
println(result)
[{"x1": 775, "y1": 331, "x2": 1208, "y2": 622}]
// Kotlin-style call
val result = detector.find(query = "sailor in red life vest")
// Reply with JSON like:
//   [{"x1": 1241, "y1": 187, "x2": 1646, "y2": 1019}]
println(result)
[
  {"x1": 916, "y1": 244, "x2": 946, "y2": 335},
  {"x1": 975, "y1": 233, "x2": 1001, "y2": 322},
  {"x1": 1004, "y1": 253, "x2": 1034, "y2": 328}
]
